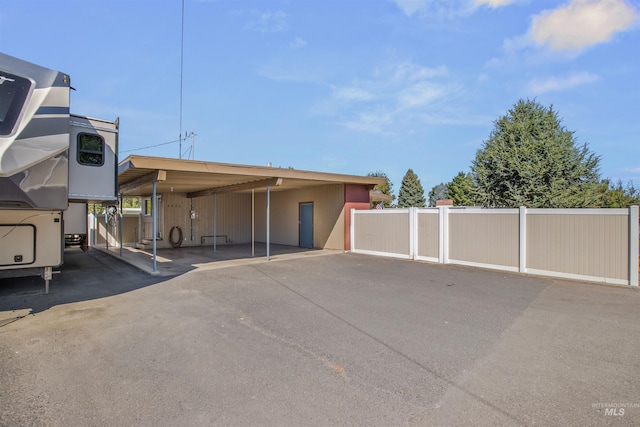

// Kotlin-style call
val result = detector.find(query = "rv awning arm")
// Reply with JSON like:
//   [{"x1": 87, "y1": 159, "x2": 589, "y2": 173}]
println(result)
[
  {"x1": 119, "y1": 170, "x2": 167, "y2": 194},
  {"x1": 187, "y1": 177, "x2": 282, "y2": 198}
]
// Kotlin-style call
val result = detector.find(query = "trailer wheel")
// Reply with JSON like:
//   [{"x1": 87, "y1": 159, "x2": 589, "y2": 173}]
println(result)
[{"x1": 169, "y1": 226, "x2": 183, "y2": 248}]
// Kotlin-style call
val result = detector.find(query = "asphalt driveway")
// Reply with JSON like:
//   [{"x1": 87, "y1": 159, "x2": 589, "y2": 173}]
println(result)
[{"x1": 1, "y1": 249, "x2": 638, "y2": 426}]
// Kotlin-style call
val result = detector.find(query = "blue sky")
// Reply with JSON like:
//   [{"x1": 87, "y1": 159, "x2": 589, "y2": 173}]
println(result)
[{"x1": 1, "y1": 0, "x2": 638, "y2": 197}]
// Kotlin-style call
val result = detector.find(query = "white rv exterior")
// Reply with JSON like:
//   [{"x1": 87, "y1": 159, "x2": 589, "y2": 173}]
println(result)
[{"x1": 0, "y1": 52, "x2": 118, "y2": 292}]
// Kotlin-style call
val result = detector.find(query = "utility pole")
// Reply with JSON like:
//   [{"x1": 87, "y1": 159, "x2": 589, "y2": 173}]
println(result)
[{"x1": 189, "y1": 131, "x2": 196, "y2": 160}]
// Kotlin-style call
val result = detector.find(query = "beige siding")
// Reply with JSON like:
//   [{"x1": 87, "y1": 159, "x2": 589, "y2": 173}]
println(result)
[
  {"x1": 124, "y1": 185, "x2": 345, "y2": 250},
  {"x1": 254, "y1": 184, "x2": 345, "y2": 249},
  {"x1": 417, "y1": 211, "x2": 438, "y2": 259},
  {"x1": 353, "y1": 211, "x2": 410, "y2": 256},
  {"x1": 448, "y1": 211, "x2": 519, "y2": 267},
  {"x1": 146, "y1": 192, "x2": 253, "y2": 249},
  {"x1": 527, "y1": 213, "x2": 629, "y2": 280},
  {"x1": 350, "y1": 207, "x2": 636, "y2": 285},
  {"x1": 119, "y1": 216, "x2": 140, "y2": 244},
  {"x1": 94, "y1": 215, "x2": 140, "y2": 245}
]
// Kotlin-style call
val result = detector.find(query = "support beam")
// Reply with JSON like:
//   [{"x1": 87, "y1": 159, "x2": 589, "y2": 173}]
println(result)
[
  {"x1": 119, "y1": 193, "x2": 123, "y2": 257},
  {"x1": 213, "y1": 193, "x2": 217, "y2": 253},
  {"x1": 119, "y1": 170, "x2": 167, "y2": 194},
  {"x1": 152, "y1": 181, "x2": 157, "y2": 273},
  {"x1": 266, "y1": 186, "x2": 270, "y2": 261},
  {"x1": 187, "y1": 177, "x2": 282, "y2": 198}
]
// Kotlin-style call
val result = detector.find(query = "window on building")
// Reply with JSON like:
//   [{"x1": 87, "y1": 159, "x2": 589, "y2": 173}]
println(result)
[{"x1": 144, "y1": 199, "x2": 153, "y2": 216}]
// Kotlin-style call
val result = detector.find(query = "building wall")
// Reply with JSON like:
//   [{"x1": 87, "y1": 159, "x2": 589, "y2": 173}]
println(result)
[
  {"x1": 254, "y1": 184, "x2": 345, "y2": 250},
  {"x1": 131, "y1": 183, "x2": 348, "y2": 250},
  {"x1": 162, "y1": 191, "x2": 253, "y2": 248},
  {"x1": 91, "y1": 214, "x2": 142, "y2": 246}
]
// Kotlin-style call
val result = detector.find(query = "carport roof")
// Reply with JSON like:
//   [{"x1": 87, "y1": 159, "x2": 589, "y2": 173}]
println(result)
[{"x1": 118, "y1": 155, "x2": 386, "y2": 198}]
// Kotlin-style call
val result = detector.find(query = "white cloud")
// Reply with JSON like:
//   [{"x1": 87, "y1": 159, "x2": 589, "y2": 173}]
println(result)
[
  {"x1": 477, "y1": 73, "x2": 490, "y2": 83},
  {"x1": 527, "y1": 71, "x2": 600, "y2": 94},
  {"x1": 392, "y1": 62, "x2": 448, "y2": 82},
  {"x1": 391, "y1": 0, "x2": 516, "y2": 18},
  {"x1": 289, "y1": 37, "x2": 307, "y2": 49},
  {"x1": 245, "y1": 10, "x2": 288, "y2": 33},
  {"x1": 397, "y1": 82, "x2": 448, "y2": 108},
  {"x1": 474, "y1": 0, "x2": 515, "y2": 8},
  {"x1": 318, "y1": 61, "x2": 461, "y2": 134},
  {"x1": 392, "y1": 0, "x2": 431, "y2": 16},
  {"x1": 344, "y1": 110, "x2": 394, "y2": 134},
  {"x1": 331, "y1": 85, "x2": 376, "y2": 102},
  {"x1": 529, "y1": 0, "x2": 639, "y2": 52}
]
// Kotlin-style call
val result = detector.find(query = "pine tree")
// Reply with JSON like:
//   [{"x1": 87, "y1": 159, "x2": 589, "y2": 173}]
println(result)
[
  {"x1": 397, "y1": 169, "x2": 426, "y2": 207},
  {"x1": 447, "y1": 172, "x2": 477, "y2": 206},
  {"x1": 471, "y1": 99, "x2": 601, "y2": 208},
  {"x1": 428, "y1": 182, "x2": 448, "y2": 207}
]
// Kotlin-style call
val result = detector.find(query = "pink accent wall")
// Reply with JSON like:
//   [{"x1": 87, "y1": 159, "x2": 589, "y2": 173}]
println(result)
[{"x1": 344, "y1": 184, "x2": 371, "y2": 251}]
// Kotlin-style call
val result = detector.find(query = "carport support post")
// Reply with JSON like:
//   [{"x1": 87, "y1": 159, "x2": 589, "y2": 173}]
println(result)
[
  {"x1": 252, "y1": 189, "x2": 255, "y2": 257},
  {"x1": 213, "y1": 193, "x2": 217, "y2": 253},
  {"x1": 92, "y1": 204, "x2": 96, "y2": 246},
  {"x1": 104, "y1": 209, "x2": 109, "y2": 251},
  {"x1": 266, "y1": 185, "x2": 270, "y2": 261},
  {"x1": 152, "y1": 181, "x2": 157, "y2": 272},
  {"x1": 119, "y1": 192, "x2": 123, "y2": 257}
]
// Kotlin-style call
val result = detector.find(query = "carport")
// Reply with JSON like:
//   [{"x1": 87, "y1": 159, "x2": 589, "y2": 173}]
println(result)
[{"x1": 114, "y1": 155, "x2": 386, "y2": 272}]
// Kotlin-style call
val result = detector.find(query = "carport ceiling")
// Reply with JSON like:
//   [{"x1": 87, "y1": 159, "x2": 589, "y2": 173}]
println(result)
[{"x1": 118, "y1": 155, "x2": 385, "y2": 197}]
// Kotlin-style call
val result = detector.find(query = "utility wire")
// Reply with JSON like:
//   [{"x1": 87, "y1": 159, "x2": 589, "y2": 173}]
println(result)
[
  {"x1": 179, "y1": 0, "x2": 185, "y2": 159},
  {"x1": 120, "y1": 138, "x2": 182, "y2": 154}
]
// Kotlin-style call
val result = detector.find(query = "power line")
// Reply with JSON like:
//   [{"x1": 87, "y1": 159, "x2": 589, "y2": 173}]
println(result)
[
  {"x1": 179, "y1": 0, "x2": 185, "y2": 159},
  {"x1": 120, "y1": 138, "x2": 181, "y2": 154}
]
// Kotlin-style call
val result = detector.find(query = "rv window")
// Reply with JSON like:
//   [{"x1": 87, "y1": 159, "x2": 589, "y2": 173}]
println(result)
[
  {"x1": 77, "y1": 133, "x2": 104, "y2": 166},
  {"x1": 0, "y1": 72, "x2": 32, "y2": 136}
]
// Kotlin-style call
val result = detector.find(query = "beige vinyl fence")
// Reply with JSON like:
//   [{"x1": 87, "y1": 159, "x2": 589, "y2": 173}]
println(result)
[{"x1": 351, "y1": 206, "x2": 639, "y2": 286}]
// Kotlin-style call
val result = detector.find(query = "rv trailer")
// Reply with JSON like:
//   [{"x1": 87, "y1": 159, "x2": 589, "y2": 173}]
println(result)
[{"x1": 0, "y1": 52, "x2": 118, "y2": 293}]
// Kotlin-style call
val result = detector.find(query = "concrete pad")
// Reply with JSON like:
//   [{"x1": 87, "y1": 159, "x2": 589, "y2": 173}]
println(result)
[
  {"x1": 1, "y1": 250, "x2": 638, "y2": 426},
  {"x1": 96, "y1": 243, "x2": 334, "y2": 276}
]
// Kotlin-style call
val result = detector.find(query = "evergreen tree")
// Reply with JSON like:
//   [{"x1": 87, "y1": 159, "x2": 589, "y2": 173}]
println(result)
[
  {"x1": 367, "y1": 170, "x2": 395, "y2": 207},
  {"x1": 397, "y1": 169, "x2": 426, "y2": 207},
  {"x1": 447, "y1": 172, "x2": 477, "y2": 206},
  {"x1": 428, "y1": 182, "x2": 448, "y2": 207},
  {"x1": 598, "y1": 179, "x2": 640, "y2": 208},
  {"x1": 471, "y1": 99, "x2": 601, "y2": 208}
]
